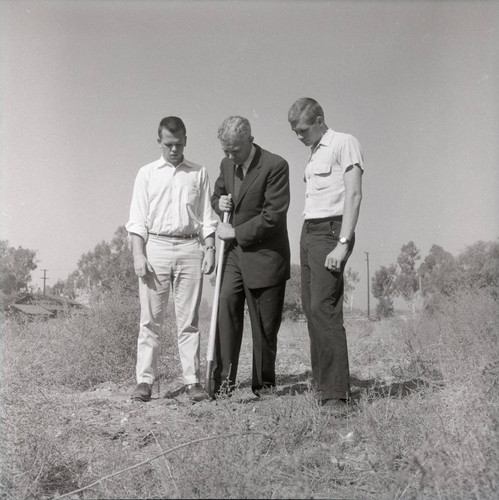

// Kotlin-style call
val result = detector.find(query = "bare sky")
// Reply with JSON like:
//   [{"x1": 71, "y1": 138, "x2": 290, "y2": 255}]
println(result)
[{"x1": 1, "y1": 0, "x2": 497, "y2": 308}]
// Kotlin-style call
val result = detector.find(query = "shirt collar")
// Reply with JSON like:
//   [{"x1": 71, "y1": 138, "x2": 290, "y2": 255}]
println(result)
[
  {"x1": 307, "y1": 129, "x2": 335, "y2": 166},
  {"x1": 157, "y1": 156, "x2": 191, "y2": 169},
  {"x1": 241, "y1": 145, "x2": 256, "y2": 170},
  {"x1": 317, "y1": 128, "x2": 335, "y2": 148},
  {"x1": 311, "y1": 128, "x2": 334, "y2": 154}
]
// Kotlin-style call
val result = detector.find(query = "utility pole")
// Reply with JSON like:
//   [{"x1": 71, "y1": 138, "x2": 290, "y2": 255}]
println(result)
[
  {"x1": 41, "y1": 269, "x2": 49, "y2": 295},
  {"x1": 364, "y1": 252, "x2": 370, "y2": 319}
]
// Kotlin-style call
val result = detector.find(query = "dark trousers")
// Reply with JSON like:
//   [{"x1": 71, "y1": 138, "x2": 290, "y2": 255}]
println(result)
[
  {"x1": 300, "y1": 217, "x2": 355, "y2": 400},
  {"x1": 214, "y1": 244, "x2": 286, "y2": 392}
]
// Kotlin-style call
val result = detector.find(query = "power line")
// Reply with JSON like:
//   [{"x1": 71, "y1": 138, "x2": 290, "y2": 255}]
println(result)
[
  {"x1": 364, "y1": 252, "x2": 370, "y2": 319},
  {"x1": 40, "y1": 269, "x2": 49, "y2": 295}
]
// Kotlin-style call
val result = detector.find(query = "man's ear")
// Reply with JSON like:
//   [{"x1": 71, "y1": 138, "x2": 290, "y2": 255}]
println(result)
[
  {"x1": 157, "y1": 137, "x2": 161, "y2": 147},
  {"x1": 249, "y1": 136, "x2": 254, "y2": 143},
  {"x1": 185, "y1": 136, "x2": 187, "y2": 147}
]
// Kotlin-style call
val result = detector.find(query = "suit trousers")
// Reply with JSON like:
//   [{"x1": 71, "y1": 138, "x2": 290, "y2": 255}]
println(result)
[
  {"x1": 214, "y1": 244, "x2": 286, "y2": 392},
  {"x1": 136, "y1": 235, "x2": 203, "y2": 386},
  {"x1": 300, "y1": 218, "x2": 355, "y2": 400}
]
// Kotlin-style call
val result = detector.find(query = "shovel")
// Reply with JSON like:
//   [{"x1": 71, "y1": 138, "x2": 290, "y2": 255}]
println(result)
[{"x1": 205, "y1": 199, "x2": 231, "y2": 398}]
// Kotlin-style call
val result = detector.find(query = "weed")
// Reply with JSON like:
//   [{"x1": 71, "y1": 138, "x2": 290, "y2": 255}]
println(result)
[{"x1": 2, "y1": 289, "x2": 497, "y2": 499}]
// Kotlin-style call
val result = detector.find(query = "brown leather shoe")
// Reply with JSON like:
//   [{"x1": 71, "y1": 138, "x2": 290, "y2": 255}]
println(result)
[
  {"x1": 131, "y1": 382, "x2": 152, "y2": 402},
  {"x1": 185, "y1": 383, "x2": 210, "y2": 403}
]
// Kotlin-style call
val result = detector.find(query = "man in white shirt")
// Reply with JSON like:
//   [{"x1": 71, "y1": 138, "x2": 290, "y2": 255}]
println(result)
[
  {"x1": 126, "y1": 116, "x2": 217, "y2": 403},
  {"x1": 288, "y1": 98, "x2": 364, "y2": 409}
]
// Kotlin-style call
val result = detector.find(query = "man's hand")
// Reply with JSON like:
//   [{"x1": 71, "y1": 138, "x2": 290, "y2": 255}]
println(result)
[
  {"x1": 325, "y1": 244, "x2": 349, "y2": 272},
  {"x1": 202, "y1": 249, "x2": 216, "y2": 274},
  {"x1": 134, "y1": 254, "x2": 154, "y2": 279},
  {"x1": 218, "y1": 222, "x2": 236, "y2": 241},
  {"x1": 218, "y1": 194, "x2": 233, "y2": 213}
]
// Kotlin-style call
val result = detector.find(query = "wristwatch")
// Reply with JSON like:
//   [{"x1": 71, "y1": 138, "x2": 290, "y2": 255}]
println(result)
[{"x1": 339, "y1": 237, "x2": 350, "y2": 245}]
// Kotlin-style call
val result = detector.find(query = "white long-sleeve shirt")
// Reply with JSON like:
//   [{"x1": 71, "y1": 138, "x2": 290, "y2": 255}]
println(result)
[{"x1": 126, "y1": 156, "x2": 218, "y2": 242}]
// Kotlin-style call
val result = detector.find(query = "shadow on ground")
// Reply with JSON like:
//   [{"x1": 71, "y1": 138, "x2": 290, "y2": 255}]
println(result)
[
  {"x1": 161, "y1": 371, "x2": 434, "y2": 403},
  {"x1": 350, "y1": 375, "x2": 432, "y2": 401},
  {"x1": 273, "y1": 372, "x2": 432, "y2": 401},
  {"x1": 275, "y1": 372, "x2": 431, "y2": 401}
]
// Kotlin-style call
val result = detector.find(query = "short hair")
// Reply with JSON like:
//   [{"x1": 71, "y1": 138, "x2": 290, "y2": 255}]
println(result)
[
  {"x1": 158, "y1": 116, "x2": 186, "y2": 138},
  {"x1": 217, "y1": 116, "x2": 252, "y2": 142},
  {"x1": 288, "y1": 98, "x2": 324, "y2": 125}
]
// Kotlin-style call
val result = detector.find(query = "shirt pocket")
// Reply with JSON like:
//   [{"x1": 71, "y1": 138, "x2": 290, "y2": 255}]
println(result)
[{"x1": 312, "y1": 162, "x2": 332, "y2": 190}]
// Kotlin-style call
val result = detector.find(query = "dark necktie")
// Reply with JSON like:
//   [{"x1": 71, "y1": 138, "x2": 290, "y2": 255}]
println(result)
[{"x1": 234, "y1": 164, "x2": 244, "y2": 196}]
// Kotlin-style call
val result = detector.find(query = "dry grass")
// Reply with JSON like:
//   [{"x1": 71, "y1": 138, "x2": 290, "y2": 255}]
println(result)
[
  {"x1": 2, "y1": 292, "x2": 177, "y2": 391},
  {"x1": 1, "y1": 289, "x2": 498, "y2": 499}
]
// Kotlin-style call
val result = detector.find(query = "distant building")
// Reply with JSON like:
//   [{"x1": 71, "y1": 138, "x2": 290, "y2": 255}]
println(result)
[{"x1": 9, "y1": 293, "x2": 90, "y2": 319}]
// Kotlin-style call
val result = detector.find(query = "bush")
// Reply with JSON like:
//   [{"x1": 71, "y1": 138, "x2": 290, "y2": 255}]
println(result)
[
  {"x1": 375, "y1": 295, "x2": 394, "y2": 318},
  {"x1": 354, "y1": 289, "x2": 499, "y2": 499},
  {"x1": 2, "y1": 288, "x2": 497, "y2": 499},
  {"x1": 2, "y1": 290, "x2": 178, "y2": 391}
]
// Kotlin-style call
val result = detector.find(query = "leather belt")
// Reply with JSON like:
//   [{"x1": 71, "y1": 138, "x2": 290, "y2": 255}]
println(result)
[
  {"x1": 305, "y1": 216, "x2": 342, "y2": 224},
  {"x1": 149, "y1": 233, "x2": 198, "y2": 239}
]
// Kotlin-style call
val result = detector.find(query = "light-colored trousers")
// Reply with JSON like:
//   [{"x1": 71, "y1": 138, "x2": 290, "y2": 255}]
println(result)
[{"x1": 136, "y1": 235, "x2": 204, "y2": 385}]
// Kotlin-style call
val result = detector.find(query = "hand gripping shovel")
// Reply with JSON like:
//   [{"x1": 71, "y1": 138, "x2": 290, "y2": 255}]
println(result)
[{"x1": 205, "y1": 201, "x2": 231, "y2": 398}]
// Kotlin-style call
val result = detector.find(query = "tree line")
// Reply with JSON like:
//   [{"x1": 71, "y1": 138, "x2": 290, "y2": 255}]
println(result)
[
  {"x1": 372, "y1": 240, "x2": 499, "y2": 317},
  {"x1": 2, "y1": 230, "x2": 497, "y2": 318}
]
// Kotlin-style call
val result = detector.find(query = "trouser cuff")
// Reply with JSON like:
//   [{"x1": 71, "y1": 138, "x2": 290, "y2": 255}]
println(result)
[{"x1": 322, "y1": 390, "x2": 351, "y2": 400}]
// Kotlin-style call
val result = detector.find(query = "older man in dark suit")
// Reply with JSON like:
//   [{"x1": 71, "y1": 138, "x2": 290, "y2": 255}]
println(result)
[{"x1": 211, "y1": 116, "x2": 290, "y2": 397}]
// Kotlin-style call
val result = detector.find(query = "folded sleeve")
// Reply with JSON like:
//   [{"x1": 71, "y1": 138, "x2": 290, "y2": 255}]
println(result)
[
  {"x1": 125, "y1": 167, "x2": 149, "y2": 241},
  {"x1": 211, "y1": 162, "x2": 227, "y2": 219},
  {"x1": 198, "y1": 168, "x2": 218, "y2": 240},
  {"x1": 340, "y1": 134, "x2": 364, "y2": 173}
]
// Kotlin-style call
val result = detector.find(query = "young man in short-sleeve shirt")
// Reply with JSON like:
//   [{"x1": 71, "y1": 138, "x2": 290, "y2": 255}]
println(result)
[{"x1": 288, "y1": 98, "x2": 364, "y2": 407}]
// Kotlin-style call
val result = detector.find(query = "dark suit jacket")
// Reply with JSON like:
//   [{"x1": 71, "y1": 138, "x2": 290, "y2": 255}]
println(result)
[{"x1": 211, "y1": 144, "x2": 290, "y2": 289}]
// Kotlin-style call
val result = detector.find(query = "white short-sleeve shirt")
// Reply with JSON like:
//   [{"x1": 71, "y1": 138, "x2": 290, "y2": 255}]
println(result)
[{"x1": 303, "y1": 129, "x2": 364, "y2": 219}]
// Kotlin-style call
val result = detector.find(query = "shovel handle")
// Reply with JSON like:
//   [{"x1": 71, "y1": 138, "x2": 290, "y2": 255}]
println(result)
[{"x1": 205, "y1": 206, "x2": 231, "y2": 398}]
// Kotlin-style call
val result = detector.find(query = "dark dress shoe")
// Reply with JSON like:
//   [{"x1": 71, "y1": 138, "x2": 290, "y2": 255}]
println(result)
[
  {"x1": 213, "y1": 381, "x2": 235, "y2": 399},
  {"x1": 320, "y1": 398, "x2": 349, "y2": 412},
  {"x1": 185, "y1": 383, "x2": 210, "y2": 403},
  {"x1": 253, "y1": 385, "x2": 276, "y2": 398},
  {"x1": 131, "y1": 382, "x2": 152, "y2": 402}
]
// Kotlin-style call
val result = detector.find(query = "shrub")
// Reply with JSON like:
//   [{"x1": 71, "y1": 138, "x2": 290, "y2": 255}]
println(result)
[
  {"x1": 2, "y1": 287, "x2": 497, "y2": 499},
  {"x1": 2, "y1": 290, "x2": 178, "y2": 391},
  {"x1": 375, "y1": 295, "x2": 394, "y2": 318},
  {"x1": 354, "y1": 289, "x2": 499, "y2": 499}
]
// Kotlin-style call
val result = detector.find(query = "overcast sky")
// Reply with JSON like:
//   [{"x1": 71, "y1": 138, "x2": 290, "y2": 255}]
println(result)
[{"x1": 1, "y1": 0, "x2": 497, "y2": 309}]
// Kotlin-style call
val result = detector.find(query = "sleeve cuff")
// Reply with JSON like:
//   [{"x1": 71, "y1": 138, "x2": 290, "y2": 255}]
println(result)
[
  {"x1": 201, "y1": 222, "x2": 218, "y2": 241},
  {"x1": 125, "y1": 223, "x2": 148, "y2": 242}
]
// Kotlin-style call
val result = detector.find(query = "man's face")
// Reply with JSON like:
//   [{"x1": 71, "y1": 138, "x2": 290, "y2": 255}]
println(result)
[
  {"x1": 220, "y1": 135, "x2": 253, "y2": 165},
  {"x1": 158, "y1": 128, "x2": 186, "y2": 166},
  {"x1": 290, "y1": 115, "x2": 324, "y2": 148}
]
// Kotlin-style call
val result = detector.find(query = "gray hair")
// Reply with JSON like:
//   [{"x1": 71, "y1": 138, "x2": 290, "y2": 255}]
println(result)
[
  {"x1": 288, "y1": 97, "x2": 324, "y2": 125},
  {"x1": 217, "y1": 116, "x2": 252, "y2": 141}
]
